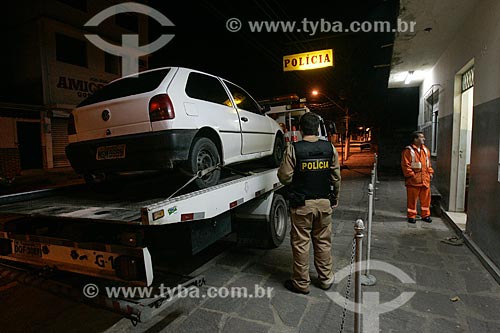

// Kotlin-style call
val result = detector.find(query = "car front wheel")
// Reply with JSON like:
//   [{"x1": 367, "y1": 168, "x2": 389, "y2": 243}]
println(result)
[{"x1": 268, "y1": 136, "x2": 285, "y2": 167}]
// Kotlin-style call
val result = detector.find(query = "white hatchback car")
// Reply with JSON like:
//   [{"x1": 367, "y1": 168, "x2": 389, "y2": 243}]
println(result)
[{"x1": 66, "y1": 67, "x2": 285, "y2": 188}]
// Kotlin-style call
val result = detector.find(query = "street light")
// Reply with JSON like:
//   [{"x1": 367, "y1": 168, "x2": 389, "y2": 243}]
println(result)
[
  {"x1": 311, "y1": 90, "x2": 350, "y2": 165},
  {"x1": 311, "y1": 90, "x2": 345, "y2": 113}
]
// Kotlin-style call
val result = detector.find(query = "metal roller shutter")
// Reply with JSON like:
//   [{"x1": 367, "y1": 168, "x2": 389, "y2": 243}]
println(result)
[{"x1": 51, "y1": 118, "x2": 70, "y2": 168}]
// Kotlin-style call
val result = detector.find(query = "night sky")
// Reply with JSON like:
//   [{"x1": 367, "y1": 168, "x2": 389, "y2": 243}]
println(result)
[{"x1": 147, "y1": 0, "x2": 399, "y2": 126}]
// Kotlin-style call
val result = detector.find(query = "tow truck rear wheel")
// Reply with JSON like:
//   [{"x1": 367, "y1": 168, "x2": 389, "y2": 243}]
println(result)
[
  {"x1": 267, "y1": 193, "x2": 288, "y2": 248},
  {"x1": 235, "y1": 193, "x2": 288, "y2": 249},
  {"x1": 188, "y1": 137, "x2": 221, "y2": 189}
]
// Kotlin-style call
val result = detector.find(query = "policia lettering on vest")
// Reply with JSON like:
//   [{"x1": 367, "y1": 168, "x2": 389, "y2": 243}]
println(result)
[
  {"x1": 300, "y1": 159, "x2": 330, "y2": 171},
  {"x1": 277, "y1": 112, "x2": 341, "y2": 294}
]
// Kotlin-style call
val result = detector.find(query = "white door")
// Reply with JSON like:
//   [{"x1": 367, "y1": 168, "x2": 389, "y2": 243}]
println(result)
[
  {"x1": 456, "y1": 86, "x2": 474, "y2": 212},
  {"x1": 223, "y1": 81, "x2": 273, "y2": 154},
  {"x1": 182, "y1": 72, "x2": 242, "y2": 162}
]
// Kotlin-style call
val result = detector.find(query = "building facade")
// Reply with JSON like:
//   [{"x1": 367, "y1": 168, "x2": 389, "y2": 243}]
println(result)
[
  {"x1": 389, "y1": 0, "x2": 500, "y2": 273},
  {"x1": 0, "y1": 0, "x2": 148, "y2": 177}
]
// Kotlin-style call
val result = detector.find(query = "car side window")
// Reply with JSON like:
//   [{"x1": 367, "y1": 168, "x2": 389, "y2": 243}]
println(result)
[
  {"x1": 224, "y1": 81, "x2": 263, "y2": 115},
  {"x1": 185, "y1": 72, "x2": 233, "y2": 107}
]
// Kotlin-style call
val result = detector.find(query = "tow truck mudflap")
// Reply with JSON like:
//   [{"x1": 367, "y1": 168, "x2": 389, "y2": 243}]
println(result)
[{"x1": 0, "y1": 232, "x2": 154, "y2": 286}]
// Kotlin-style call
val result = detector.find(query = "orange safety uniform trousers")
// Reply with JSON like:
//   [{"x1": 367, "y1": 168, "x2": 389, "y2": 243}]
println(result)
[{"x1": 406, "y1": 185, "x2": 431, "y2": 219}]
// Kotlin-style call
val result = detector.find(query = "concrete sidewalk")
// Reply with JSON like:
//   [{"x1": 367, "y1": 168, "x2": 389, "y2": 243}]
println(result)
[{"x1": 105, "y1": 151, "x2": 500, "y2": 333}]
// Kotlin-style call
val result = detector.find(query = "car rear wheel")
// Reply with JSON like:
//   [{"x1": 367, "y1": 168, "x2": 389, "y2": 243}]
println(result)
[
  {"x1": 188, "y1": 137, "x2": 221, "y2": 189},
  {"x1": 83, "y1": 172, "x2": 107, "y2": 185}
]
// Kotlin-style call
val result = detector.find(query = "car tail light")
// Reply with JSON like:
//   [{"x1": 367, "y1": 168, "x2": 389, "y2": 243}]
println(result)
[
  {"x1": 68, "y1": 113, "x2": 76, "y2": 135},
  {"x1": 149, "y1": 94, "x2": 175, "y2": 122}
]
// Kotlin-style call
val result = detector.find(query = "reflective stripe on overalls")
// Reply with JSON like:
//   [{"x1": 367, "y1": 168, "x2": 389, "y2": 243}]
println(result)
[{"x1": 405, "y1": 145, "x2": 429, "y2": 168}]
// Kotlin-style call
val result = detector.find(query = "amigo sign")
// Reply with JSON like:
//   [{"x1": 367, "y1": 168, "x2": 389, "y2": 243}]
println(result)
[{"x1": 283, "y1": 49, "x2": 334, "y2": 72}]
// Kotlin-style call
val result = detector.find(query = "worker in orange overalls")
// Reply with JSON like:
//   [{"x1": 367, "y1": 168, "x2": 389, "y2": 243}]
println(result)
[{"x1": 401, "y1": 131, "x2": 434, "y2": 223}]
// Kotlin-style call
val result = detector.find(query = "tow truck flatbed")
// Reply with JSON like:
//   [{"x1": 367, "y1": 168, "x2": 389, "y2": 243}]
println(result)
[
  {"x1": 0, "y1": 168, "x2": 278, "y2": 224},
  {"x1": 0, "y1": 167, "x2": 289, "y2": 291}
]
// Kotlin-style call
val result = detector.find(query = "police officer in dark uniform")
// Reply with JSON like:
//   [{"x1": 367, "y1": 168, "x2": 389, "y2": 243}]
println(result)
[{"x1": 278, "y1": 112, "x2": 341, "y2": 294}]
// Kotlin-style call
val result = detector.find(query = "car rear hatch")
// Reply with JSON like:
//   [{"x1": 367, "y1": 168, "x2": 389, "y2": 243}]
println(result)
[{"x1": 72, "y1": 68, "x2": 175, "y2": 142}]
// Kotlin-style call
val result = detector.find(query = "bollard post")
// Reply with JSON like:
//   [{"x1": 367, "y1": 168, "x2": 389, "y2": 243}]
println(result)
[
  {"x1": 354, "y1": 219, "x2": 364, "y2": 333},
  {"x1": 361, "y1": 184, "x2": 377, "y2": 286},
  {"x1": 371, "y1": 168, "x2": 379, "y2": 205},
  {"x1": 374, "y1": 153, "x2": 380, "y2": 184},
  {"x1": 370, "y1": 169, "x2": 377, "y2": 215}
]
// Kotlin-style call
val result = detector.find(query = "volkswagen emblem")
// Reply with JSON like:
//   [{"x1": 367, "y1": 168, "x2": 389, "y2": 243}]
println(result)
[{"x1": 102, "y1": 110, "x2": 110, "y2": 121}]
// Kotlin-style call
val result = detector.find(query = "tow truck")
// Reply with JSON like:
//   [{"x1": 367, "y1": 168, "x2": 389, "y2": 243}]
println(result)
[
  {"x1": 0, "y1": 164, "x2": 289, "y2": 323},
  {"x1": 266, "y1": 104, "x2": 335, "y2": 142}
]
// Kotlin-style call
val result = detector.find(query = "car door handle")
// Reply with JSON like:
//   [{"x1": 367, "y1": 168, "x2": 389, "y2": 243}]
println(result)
[{"x1": 241, "y1": 117, "x2": 249, "y2": 122}]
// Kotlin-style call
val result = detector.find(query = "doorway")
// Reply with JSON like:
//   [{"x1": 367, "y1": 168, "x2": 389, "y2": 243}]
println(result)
[
  {"x1": 16, "y1": 121, "x2": 43, "y2": 170},
  {"x1": 449, "y1": 64, "x2": 474, "y2": 230}
]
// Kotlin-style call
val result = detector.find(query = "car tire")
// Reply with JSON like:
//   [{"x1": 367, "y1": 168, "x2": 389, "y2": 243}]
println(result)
[
  {"x1": 83, "y1": 172, "x2": 112, "y2": 191},
  {"x1": 83, "y1": 173, "x2": 96, "y2": 185},
  {"x1": 268, "y1": 136, "x2": 285, "y2": 167},
  {"x1": 83, "y1": 172, "x2": 107, "y2": 185},
  {"x1": 188, "y1": 137, "x2": 221, "y2": 189}
]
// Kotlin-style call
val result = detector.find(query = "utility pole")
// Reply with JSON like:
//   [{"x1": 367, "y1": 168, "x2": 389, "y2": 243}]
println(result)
[
  {"x1": 344, "y1": 107, "x2": 350, "y2": 162},
  {"x1": 311, "y1": 90, "x2": 349, "y2": 166}
]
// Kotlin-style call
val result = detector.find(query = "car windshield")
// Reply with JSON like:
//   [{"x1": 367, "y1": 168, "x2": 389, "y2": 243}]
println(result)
[{"x1": 77, "y1": 68, "x2": 171, "y2": 107}]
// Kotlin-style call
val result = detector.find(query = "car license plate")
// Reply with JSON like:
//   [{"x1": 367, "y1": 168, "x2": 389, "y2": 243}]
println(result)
[
  {"x1": 12, "y1": 240, "x2": 42, "y2": 257},
  {"x1": 96, "y1": 144, "x2": 126, "y2": 160}
]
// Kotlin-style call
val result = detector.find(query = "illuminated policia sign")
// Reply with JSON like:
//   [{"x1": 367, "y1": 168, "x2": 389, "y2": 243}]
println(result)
[{"x1": 283, "y1": 49, "x2": 334, "y2": 72}]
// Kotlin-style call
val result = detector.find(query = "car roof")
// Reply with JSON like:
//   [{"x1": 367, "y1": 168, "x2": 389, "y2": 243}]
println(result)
[{"x1": 108, "y1": 67, "x2": 225, "y2": 83}]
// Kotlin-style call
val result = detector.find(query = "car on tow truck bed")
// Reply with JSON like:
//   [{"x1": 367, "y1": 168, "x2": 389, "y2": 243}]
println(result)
[{"x1": 66, "y1": 67, "x2": 285, "y2": 188}]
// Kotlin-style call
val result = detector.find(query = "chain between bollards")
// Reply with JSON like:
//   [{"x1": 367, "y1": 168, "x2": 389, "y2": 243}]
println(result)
[{"x1": 354, "y1": 219, "x2": 364, "y2": 333}]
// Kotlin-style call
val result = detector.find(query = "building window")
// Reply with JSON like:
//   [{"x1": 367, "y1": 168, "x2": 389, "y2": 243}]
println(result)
[
  {"x1": 57, "y1": 0, "x2": 87, "y2": 11},
  {"x1": 422, "y1": 85, "x2": 440, "y2": 155},
  {"x1": 116, "y1": 13, "x2": 138, "y2": 32},
  {"x1": 105, "y1": 53, "x2": 120, "y2": 75},
  {"x1": 462, "y1": 67, "x2": 474, "y2": 92},
  {"x1": 139, "y1": 58, "x2": 148, "y2": 71},
  {"x1": 55, "y1": 34, "x2": 87, "y2": 67},
  {"x1": 431, "y1": 109, "x2": 439, "y2": 155}
]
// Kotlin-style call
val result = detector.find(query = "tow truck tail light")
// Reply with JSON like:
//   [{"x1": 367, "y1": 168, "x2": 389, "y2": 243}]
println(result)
[
  {"x1": 68, "y1": 113, "x2": 76, "y2": 135},
  {"x1": 149, "y1": 94, "x2": 175, "y2": 122}
]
